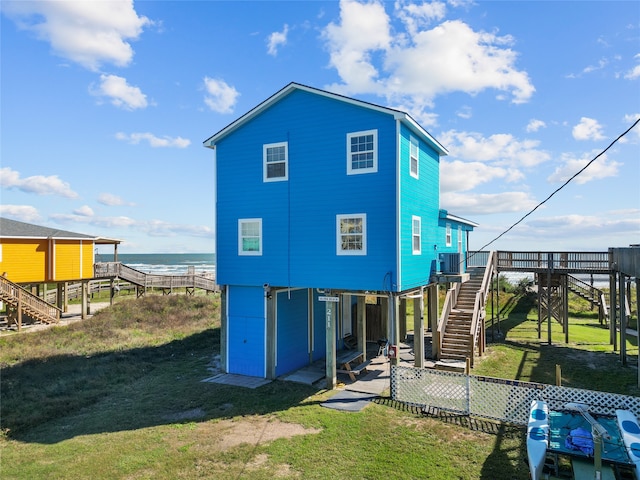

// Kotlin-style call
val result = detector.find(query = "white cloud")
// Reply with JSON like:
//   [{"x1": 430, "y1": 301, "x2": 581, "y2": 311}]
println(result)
[
  {"x1": 203, "y1": 77, "x2": 240, "y2": 114},
  {"x1": 73, "y1": 205, "x2": 94, "y2": 216},
  {"x1": 91, "y1": 74, "x2": 149, "y2": 110},
  {"x1": 0, "y1": 167, "x2": 78, "y2": 198},
  {"x1": 439, "y1": 130, "x2": 551, "y2": 167},
  {"x1": 322, "y1": 1, "x2": 535, "y2": 113},
  {"x1": 115, "y1": 132, "x2": 190, "y2": 148},
  {"x1": 440, "y1": 160, "x2": 511, "y2": 192},
  {"x1": 267, "y1": 24, "x2": 289, "y2": 56},
  {"x1": 572, "y1": 117, "x2": 605, "y2": 141},
  {"x1": 2, "y1": 0, "x2": 151, "y2": 71},
  {"x1": 547, "y1": 152, "x2": 620, "y2": 185},
  {"x1": 322, "y1": 0, "x2": 392, "y2": 94},
  {"x1": 98, "y1": 193, "x2": 135, "y2": 207},
  {"x1": 0, "y1": 204, "x2": 41, "y2": 223},
  {"x1": 526, "y1": 119, "x2": 546, "y2": 133},
  {"x1": 441, "y1": 191, "x2": 539, "y2": 215},
  {"x1": 624, "y1": 54, "x2": 640, "y2": 80},
  {"x1": 456, "y1": 105, "x2": 472, "y2": 119}
]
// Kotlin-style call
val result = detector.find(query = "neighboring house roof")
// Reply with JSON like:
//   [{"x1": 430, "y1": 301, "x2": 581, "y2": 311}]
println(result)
[
  {"x1": 0, "y1": 217, "x2": 121, "y2": 244},
  {"x1": 439, "y1": 210, "x2": 479, "y2": 228},
  {"x1": 203, "y1": 82, "x2": 448, "y2": 156}
]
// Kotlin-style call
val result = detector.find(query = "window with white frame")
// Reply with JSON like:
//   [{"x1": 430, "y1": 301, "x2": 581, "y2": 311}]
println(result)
[
  {"x1": 458, "y1": 226, "x2": 463, "y2": 253},
  {"x1": 412, "y1": 216, "x2": 421, "y2": 254},
  {"x1": 347, "y1": 130, "x2": 377, "y2": 174},
  {"x1": 337, "y1": 214, "x2": 367, "y2": 255},
  {"x1": 410, "y1": 136, "x2": 419, "y2": 179},
  {"x1": 445, "y1": 223, "x2": 452, "y2": 247},
  {"x1": 263, "y1": 142, "x2": 288, "y2": 182},
  {"x1": 238, "y1": 218, "x2": 262, "y2": 255}
]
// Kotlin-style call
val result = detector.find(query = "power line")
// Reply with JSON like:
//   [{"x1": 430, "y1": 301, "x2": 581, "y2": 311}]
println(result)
[{"x1": 474, "y1": 118, "x2": 640, "y2": 253}]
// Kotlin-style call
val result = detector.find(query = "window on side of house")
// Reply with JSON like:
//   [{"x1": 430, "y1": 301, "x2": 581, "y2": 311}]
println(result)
[
  {"x1": 412, "y1": 216, "x2": 421, "y2": 255},
  {"x1": 410, "y1": 136, "x2": 419, "y2": 179},
  {"x1": 337, "y1": 214, "x2": 367, "y2": 255},
  {"x1": 446, "y1": 223, "x2": 452, "y2": 247},
  {"x1": 263, "y1": 142, "x2": 288, "y2": 182},
  {"x1": 238, "y1": 218, "x2": 262, "y2": 255},
  {"x1": 347, "y1": 130, "x2": 377, "y2": 174},
  {"x1": 458, "y1": 226, "x2": 463, "y2": 253}
]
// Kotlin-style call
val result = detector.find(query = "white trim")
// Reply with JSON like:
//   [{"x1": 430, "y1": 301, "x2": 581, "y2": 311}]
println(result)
[
  {"x1": 410, "y1": 135, "x2": 419, "y2": 179},
  {"x1": 446, "y1": 223, "x2": 452, "y2": 247},
  {"x1": 263, "y1": 141, "x2": 288, "y2": 182},
  {"x1": 336, "y1": 214, "x2": 367, "y2": 255},
  {"x1": 238, "y1": 218, "x2": 262, "y2": 255},
  {"x1": 396, "y1": 119, "x2": 402, "y2": 290},
  {"x1": 412, "y1": 216, "x2": 422, "y2": 255},
  {"x1": 346, "y1": 129, "x2": 378, "y2": 175}
]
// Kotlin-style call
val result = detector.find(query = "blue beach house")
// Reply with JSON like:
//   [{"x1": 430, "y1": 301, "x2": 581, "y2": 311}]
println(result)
[{"x1": 204, "y1": 82, "x2": 477, "y2": 387}]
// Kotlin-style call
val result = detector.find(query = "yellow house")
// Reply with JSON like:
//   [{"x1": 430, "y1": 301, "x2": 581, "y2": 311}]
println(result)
[{"x1": 0, "y1": 217, "x2": 120, "y2": 284}]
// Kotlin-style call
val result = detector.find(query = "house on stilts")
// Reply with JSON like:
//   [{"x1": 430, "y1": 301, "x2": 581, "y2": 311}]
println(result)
[{"x1": 203, "y1": 82, "x2": 478, "y2": 388}]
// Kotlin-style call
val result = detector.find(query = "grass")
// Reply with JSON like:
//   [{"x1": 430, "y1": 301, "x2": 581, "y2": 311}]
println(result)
[{"x1": 1, "y1": 291, "x2": 638, "y2": 479}]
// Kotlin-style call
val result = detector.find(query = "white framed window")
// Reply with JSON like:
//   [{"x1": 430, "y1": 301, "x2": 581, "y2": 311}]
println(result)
[
  {"x1": 410, "y1": 136, "x2": 419, "y2": 179},
  {"x1": 263, "y1": 142, "x2": 288, "y2": 182},
  {"x1": 412, "y1": 216, "x2": 421, "y2": 255},
  {"x1": 458, "y1": 226, "x2": 463, "y2": 253},
  {"x1": 238, "y1": 218, "x2": 262, "y2": 255},
  {"x1": 347, "y1": 130, "x2": 377, "y2": 174},
  {"x1": 337, "y1": 214, "x2": 367, "y2": 255},
  {"x1": 445, "y1": 223, "x2": 452, "y2": 247}
]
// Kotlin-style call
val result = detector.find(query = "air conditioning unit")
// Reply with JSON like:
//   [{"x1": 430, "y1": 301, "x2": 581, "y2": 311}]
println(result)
[{"x1": 439, "y1": 253, "x2": 461, "y2": 274}]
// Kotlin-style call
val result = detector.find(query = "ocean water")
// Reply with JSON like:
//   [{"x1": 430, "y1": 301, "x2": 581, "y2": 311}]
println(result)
[{"x1": 95, "y1": 252, "x2": 216, "y2": 276}]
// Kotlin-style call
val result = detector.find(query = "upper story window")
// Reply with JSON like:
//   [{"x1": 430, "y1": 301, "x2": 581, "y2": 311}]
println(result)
[
  {"x1": 337, "y1": 214, "x2": 367, "y2": 255},
  {"x1": 412, "y1": 216, "x2": 421, "y2": 255},
  {"x1": 347, "y1": 130, "x2": 377, "y2": 174},
  {"x1": 410, "y1": 136, "x2": 419, "y2": 179},
  {"x1": 458, "y1": 226, "x2": 463, "y2": 253},
  {"x1": 238, "y1": 218, "x2": 262, "y2": 255},
  {"x1": 445, "y1": 223, "x2": 452, "y2": 247},
  {"x1": 263, "y1": 142, "x2": 288, "y2": 182}
]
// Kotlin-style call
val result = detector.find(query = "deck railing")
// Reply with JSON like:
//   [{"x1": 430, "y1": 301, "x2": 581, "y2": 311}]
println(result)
[
  {"x1": 94, "y1": 262, "x2": 218, "y2": 292},
  {"x1": 468, "y1": 251, "x2": 495, "y2": 366},
  {"x1": 468, "y1": 251, "x2": 609, "y2": 273}
]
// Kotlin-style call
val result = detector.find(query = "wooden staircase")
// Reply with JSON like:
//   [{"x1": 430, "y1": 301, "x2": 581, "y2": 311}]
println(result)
[
  {"x1": 0, "y1": 275, "x2": 61, "y2": 329},
  {"x1": 440, "y1": 267, "x2": 486, "y2": 362}
]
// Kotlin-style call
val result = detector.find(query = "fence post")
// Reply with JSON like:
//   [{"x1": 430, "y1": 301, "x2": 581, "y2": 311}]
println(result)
[{"x1": 555, "y1": 364, "x2": 562, "y2": 386}]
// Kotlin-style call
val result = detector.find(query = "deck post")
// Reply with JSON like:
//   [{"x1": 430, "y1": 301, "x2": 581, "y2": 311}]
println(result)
[
  {"x1": 356, "y1": 295, "x2": 366, "y2": 360},
  {"x1": 220, "y1": 286, "x2": 227, "y2": 372},
  {"x1": 265, "y1": 290, "x2": 277, "y2": 379},
  {"x1": 610, "y1": 272, "x2": 617, "y2": 351},
  {"x1": 620, "y1": 272, "x2": 627, "y2": 366},
  {"x1": 547, "y1": 253, "x2": 552, "y2": 345},
  {"x1": 563, "y1": 274, "x2": 569, "y2": 344},
  {"x1": 428, "y1": 284, "x2": 438, "y2": 358},
  {"x1": 325, "y1": 294, "x2": 337, "y2": 390},
  {"x1": 414, "y1": 287, "x2": 424, "y2": 368}
]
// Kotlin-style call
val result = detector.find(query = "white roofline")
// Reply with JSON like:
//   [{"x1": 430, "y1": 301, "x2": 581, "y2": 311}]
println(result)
[{"x1": 203, "y1": 82, "x2": 448, "y2": 156}]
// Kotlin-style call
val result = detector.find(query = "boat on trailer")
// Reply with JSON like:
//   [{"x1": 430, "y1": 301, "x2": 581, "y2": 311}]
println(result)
[{"x1": 526, "y1": 401, "x2": 639, "y2": 479}]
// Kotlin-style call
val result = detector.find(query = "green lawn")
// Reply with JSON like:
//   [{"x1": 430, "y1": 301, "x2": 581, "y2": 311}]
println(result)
[{"x1": 0, "y1": 292, "x2": 637, "y2": 479}]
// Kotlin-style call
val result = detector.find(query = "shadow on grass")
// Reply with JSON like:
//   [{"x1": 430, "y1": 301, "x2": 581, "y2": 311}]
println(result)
[
  {"x1": 486, "y1": 293, "x2": 536, "y2": 340},
  {"x1": 1, "y1": 328, "x2": 319, "y2": 444}
]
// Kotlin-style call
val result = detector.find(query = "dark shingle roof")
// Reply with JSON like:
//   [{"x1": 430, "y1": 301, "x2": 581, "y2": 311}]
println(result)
[{"x1": 0, "y1": 217, "x2": 97, "y2": 240}]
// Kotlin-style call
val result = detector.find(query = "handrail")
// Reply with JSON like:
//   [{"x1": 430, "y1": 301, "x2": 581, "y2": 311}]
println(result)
[
  {"x1": 436, "y1": 281, "x2": 460, "y2": 358},
  {"x1": 467, "y1": 251, "x2": 495, "y2": 366},
  {"x1": 0, "y1": 275, "x2": 61, "y2": 327},
  {"x1": 467, "y1": 251, "x2": 609, "y2": 273}
]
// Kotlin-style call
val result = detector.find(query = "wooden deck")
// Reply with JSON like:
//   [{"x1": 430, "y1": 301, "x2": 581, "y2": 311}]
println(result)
[
  {"x1": 468, "y1": 251, "x2": 610, "y2": 275},
  {"x1": 94, "y1": 262, "x2": 218, "y2": 294}
]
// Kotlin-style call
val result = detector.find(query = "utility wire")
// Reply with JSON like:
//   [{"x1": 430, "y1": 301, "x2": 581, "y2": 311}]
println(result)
[{"x1": 473, "y1": 117, "x2": 640, "y2": 253}]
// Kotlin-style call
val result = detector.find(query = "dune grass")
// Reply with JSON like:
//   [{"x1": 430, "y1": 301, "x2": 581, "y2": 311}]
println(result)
[{"x1": 0, "y1": 291, "x2": 637, "y2": 479}]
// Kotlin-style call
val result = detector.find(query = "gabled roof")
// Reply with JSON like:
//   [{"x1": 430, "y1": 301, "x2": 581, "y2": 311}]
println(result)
[
  {"x1": 203, "y1": 82, "x2": 448, "y2": 156},
  {"x1": 0, "y1": 217, "x2": 120, "y2": 244}
]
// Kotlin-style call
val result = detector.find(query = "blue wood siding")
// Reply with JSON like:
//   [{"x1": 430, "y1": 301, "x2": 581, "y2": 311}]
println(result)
[
  {"x1": 227, "y1": 286, "x2": 265, "y2": 377},
  {"x1": 216, "y1": 89, "x2": 398, "y2": 291},
  {"x1": 398, "y1": 124, "x2": 441, "y2": 290},
  {"x1": 275, "y1": 288, "x2": 309, "y2": 376}
]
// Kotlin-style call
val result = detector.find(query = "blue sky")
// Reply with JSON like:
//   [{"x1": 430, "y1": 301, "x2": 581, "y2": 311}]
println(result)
[{"x1": 1, "y1": 0, "x2": 638, "y2": 254}]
